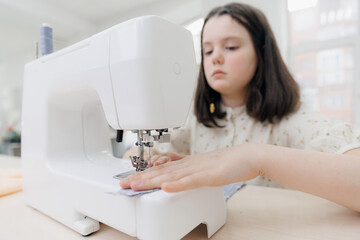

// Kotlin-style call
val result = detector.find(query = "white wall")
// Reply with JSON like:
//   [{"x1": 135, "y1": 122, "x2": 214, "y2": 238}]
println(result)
[{"x1": 0, "y1": 0, "x2": 288, "y2": 139}]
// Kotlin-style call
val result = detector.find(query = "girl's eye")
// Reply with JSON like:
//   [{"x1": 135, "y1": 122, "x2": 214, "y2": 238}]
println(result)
[
  {"x1": 204, "y1": 50, "x2": 213, "y2": 55},
  {"x1": 226, "y1": 46, "x2": 238, "y2": 50}
]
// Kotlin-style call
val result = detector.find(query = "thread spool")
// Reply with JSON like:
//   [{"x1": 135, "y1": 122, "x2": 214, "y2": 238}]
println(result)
[{"x1": 40, "y1": 23, "x2": 53, "y2": 55}]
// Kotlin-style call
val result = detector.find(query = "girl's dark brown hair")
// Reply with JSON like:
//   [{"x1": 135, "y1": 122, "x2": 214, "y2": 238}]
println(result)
[{"x1": 195, "y1": 2, "x2": 300, "y2": 127}]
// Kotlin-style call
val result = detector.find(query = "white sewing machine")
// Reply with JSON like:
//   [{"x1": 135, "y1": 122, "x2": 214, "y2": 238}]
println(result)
[{"x1": 21, "y1": 16, "x2": 226, "y2": 240}]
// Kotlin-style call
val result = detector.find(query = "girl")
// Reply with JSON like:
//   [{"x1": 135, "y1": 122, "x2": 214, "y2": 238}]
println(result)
[{"x1": 120, "y1": 3, "x2": 360, "y2": 211}]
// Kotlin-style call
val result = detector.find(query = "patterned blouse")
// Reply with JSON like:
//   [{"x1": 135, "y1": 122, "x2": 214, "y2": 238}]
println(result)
[{"x1": 154, "y1": 103, "x2": 360, "y2": 188}]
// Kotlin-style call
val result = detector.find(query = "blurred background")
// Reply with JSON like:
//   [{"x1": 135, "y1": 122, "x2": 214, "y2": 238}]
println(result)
[{"x1": 0, "y1": 0, "x2": 359, "y2": 156}]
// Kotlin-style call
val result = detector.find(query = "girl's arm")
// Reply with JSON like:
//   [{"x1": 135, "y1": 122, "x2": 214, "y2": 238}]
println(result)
[
  {"x1": 258, "y1": 145, "x2": 360, "y2": 212},
  {"x1": 120, "y1": 143, "x2": 360, "y2": 212}
]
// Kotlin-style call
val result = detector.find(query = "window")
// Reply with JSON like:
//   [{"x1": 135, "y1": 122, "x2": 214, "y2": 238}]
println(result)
[{"x1": 288, "y1": 0, "x2": 359, "y2": 123}]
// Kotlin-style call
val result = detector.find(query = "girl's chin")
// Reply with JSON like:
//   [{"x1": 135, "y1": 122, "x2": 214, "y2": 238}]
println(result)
[{"x1": 210, "y1": 82, "x2": 230, "y2": 93}]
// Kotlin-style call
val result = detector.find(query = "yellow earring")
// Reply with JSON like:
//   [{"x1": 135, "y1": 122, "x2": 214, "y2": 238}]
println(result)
[{"x1": 210, "y1": 103, "x2": 215, "y2": 114}]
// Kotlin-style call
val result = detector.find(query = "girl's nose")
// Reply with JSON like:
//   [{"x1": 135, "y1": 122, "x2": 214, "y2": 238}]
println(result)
[{"x1": 212, "y1": 53, "x2": 224, "y2": 65}]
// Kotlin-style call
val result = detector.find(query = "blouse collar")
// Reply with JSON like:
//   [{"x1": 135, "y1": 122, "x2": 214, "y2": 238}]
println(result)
[{"x1": 221, "y1": 103, "x2": 246, "y2": 120}]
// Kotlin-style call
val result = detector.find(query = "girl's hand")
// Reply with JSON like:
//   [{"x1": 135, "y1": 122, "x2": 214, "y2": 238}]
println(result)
[
  {"x1": 150, "y1": 152, "x2": 185, "y2": 166},
  {"x1": 120, "y1": 143, "x2": 261, "y2": 192}
]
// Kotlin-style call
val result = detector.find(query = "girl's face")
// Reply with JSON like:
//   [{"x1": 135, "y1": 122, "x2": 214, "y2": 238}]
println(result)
[{"x1": 202, "y1": 15, "x2": 257, "y2": 105}]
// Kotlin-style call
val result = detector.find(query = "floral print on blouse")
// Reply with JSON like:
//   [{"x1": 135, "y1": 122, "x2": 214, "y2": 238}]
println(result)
[{"x1": 154, "y1": 103, "x2": 360, "y2": 188}]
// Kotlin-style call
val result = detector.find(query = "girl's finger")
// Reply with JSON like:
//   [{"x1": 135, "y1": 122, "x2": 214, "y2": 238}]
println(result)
[{"x1": 169, "y1": 152, "x2": 186, "y2": 161}]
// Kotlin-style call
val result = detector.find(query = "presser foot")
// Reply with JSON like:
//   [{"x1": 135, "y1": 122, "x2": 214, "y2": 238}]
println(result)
[{"x1": 130, "y1": 156, "x2": 148, "y2": 171}]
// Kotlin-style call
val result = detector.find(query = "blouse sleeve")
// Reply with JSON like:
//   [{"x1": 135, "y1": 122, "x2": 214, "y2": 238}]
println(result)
[{"x1": 274, "y1": 106, "x2": 360, "y2": 154}]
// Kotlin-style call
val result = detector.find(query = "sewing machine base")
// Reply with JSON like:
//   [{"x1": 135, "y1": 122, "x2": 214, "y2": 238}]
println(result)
[{"x1": 23, "y1": 158, "x2": 226, "y2": 240}]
